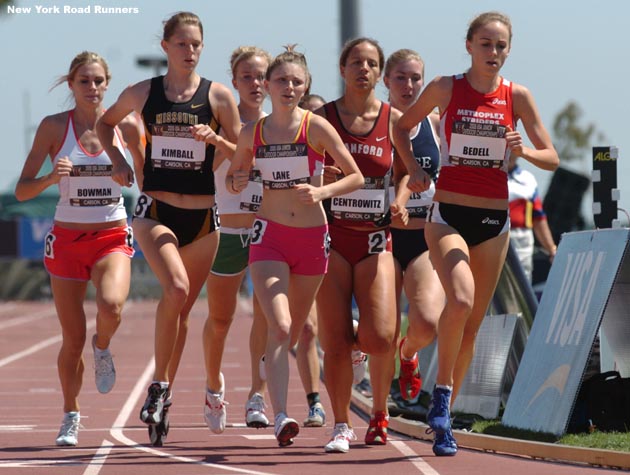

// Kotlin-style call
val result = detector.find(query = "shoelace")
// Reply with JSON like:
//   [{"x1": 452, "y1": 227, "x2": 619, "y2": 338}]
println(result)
[
  {"x1": 147, "y1": 385, "x2": 166, "y2": 411},
  {"x1": 206, "y1": 393, "x2": 229, "y2": 416},
  {"x1": 247, "y1": 395, "x2": 266, "y2": 412},
  {"x1": 58, "y1": 417, "x2": 81, "y2": 438},
  {"x1": 432, "y1": 391, "x2": 450, "y2": 415},
  {"x1": 330, "y1": 425, "x2": 357, "y2": 442},
  {"x1": 351, "y1": 350, "x2": 367, "y2": 365}
]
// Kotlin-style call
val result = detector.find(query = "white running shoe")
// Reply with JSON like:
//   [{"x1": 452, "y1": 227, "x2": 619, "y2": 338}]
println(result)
[
  {"x1": 56, "y1": 412, "x2": 80, "y2": 446},
  {"x1": 274, "y1": 413, "x2": 299, "y2": 447},
  {"x1": 245, "y1": 393, "x2": 269, "y2": 428},
  {"x1": 204, "y1": 373, "x2": 228, "y2": 434},
  {"x1": 324, "y1": 422, "x2": 356, "y2": 453},
  {"x1": 351, "y1": 349, "x2": 368, "y2": 385},
  {"x1": 92, "y1": 334, "x2": 116, "y2": 394}
]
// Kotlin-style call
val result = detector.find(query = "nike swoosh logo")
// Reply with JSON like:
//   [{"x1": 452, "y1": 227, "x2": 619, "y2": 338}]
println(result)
[
  {"x1": 191, "y1": 103, "x2": 204, "y2": 109},
  {"x1": 376, "y1": 136, "x2": 387, "y2": 142},
  {"x1": 525, "y1": 364, "x2": 571, "y2": 411}
]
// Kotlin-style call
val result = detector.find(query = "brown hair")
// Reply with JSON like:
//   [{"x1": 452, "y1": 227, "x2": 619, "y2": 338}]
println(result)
[
  {"x1": 52, "y1": 51, "x2": 111, "y2": 90},
  {"x1": 229, "y1": 46, "x2": 271, "y2": 79},
  {"x1": 384, "y1": 48, "x2": 424, "y2": 78},
  {"x1": 163, "y1": 11, "x2": 203, "y2": 41},
  {"x1": 467, "y1": 11, "x2": 512, "y2": 44},
  {"x1": 339, "y1": 37, "x2": 384, "y2": 71},
  {"x1": 299, "y1": 94, "x2": 326, "y2": 111},
  {"x1": 266, "y1": 44, "x2": 311, "y2": 90}
]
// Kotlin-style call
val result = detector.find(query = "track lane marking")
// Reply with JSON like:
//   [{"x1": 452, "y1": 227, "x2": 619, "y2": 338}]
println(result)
[
  {"x1": 391, "y1": 440, "x2": 441, "y2": 475},
  {"x1": 107, "y1": 358, "x2": 276, "y2": 475},
  {"x1": 0, "y1": 319, "x2": 95, "y2": 368}
]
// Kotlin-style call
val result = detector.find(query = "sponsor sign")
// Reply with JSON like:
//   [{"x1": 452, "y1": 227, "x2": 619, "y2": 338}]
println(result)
[{"x1": 502, "y1": 229, "x2": 630, "y2": 435}]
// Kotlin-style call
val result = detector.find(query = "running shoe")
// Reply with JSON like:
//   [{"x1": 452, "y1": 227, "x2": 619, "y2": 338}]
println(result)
[
  {"x1": 364, "y1": 410, "x2": 389, "y2": 445},
  {"x1": 303, "y1": 402, "x2": 326, "y2": 427},
  {"x1": 324, "y1": 422, "x2": 356, "y2": 453},
  {"x1": 351, "y1": 349, "x2": 368, "y2": 386},
  {"x1": 427, "y1": 386, "x2": 452, "y2": 434},
  {"x1": 140, "y1": 382, "x2": 168, "y2": 425},
  {"x1": 398, "y1": 337, "x2": 422, "y2": 403},
  {"x1": 432, "y1": 427, "x2": 458, "y2": 456},
  {"x1": 92, "y1": 334, "x2": 116, "y2": 394},
  {"x1": 55, "y1": 411, "x2": 80, "y2": 446},
  {"x1": 245, "y1": 392, "x2": 269, "y2": 428},
  {"x1": 274, "y1": 413, "x2": 299, "y2": 447},
  {"x1": 204, "y1": 373, "x2": 228, "y2": 434}
]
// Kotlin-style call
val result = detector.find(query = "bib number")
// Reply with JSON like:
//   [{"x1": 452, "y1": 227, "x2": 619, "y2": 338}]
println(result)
[{"x1": 368, "y1": 230, "x2": 387, "y2": 254}]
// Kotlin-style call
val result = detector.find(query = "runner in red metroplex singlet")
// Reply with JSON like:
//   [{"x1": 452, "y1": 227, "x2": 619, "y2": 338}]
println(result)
[{"x1": 394, "y1": 11, "x2": 559, "y2": 456}]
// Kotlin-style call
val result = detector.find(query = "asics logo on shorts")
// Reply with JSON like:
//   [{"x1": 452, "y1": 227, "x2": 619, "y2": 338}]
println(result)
[{"x1": 482, "y1": 217, "x2": 500, "y2": 225}]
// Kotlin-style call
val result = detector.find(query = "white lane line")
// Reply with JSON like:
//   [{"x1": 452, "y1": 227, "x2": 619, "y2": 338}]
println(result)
[
  {"x1": 108, "y1": 358, "x2": 275, "y2": 475},
  {"x1": 0, "y1": 319, "x2": 94, "y2": 368},
  {"x1": 82, "y1": 439, "x2": 114, "y2": 475},
  {"x1": 0, "y1": 302, "x2": 134, "y2": 368},
  {"x1": 391, "y1": 440, "x2": 441, "y2": 475},
  {"x1": 0, "y1": 309, "x2": 56, "y2": 331}
]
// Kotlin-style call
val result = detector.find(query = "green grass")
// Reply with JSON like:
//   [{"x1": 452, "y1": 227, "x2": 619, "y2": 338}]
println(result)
[{"x1": 471, "y1": 420, "x2": 630, "y2": 452}]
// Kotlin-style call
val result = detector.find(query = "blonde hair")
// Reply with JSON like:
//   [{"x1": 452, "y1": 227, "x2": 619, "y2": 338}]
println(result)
[
  {"x1": 51, "y1": 51, "x2": 111, "y2": 90},
  {"x1": 229, "y1": 46, "x2": 271, "y2": 79},
  {"x1": 384, "y1": 48, "x2": 424, "y2": 78}
]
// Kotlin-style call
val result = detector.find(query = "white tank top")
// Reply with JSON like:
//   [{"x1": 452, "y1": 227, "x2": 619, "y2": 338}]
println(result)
[
  {"x1": 214, "y1": 113, "x2": 267, "y2": 216},
  {"x1": 53, "y1": 111, "x2": 127, "y2": 223}
]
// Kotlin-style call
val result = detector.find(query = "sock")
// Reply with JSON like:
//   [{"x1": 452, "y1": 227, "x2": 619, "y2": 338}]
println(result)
[
  {"x1": 93, "y1": 345, "x2": 110, "y2": 356},
  {"x1": 306, "y1": 392, "x2": 320, "y2": 407}
]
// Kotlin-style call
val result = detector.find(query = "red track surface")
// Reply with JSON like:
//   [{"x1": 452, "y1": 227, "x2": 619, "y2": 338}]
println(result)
[{"x1": 0, "y1": 300, "x2": 615, "y2": 474}]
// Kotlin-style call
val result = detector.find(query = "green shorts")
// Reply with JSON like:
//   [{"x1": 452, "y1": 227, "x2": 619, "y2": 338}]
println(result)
[{"x1": 211, "y1": 227, "x2": 251, "y2": 276}]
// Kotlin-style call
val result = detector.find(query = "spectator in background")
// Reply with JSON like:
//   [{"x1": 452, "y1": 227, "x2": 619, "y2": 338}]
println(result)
[{"x1": 508, "y1": 152, "x2": 557, "y2": 281}]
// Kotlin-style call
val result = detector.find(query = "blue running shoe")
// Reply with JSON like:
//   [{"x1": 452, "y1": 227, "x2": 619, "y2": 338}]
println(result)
[
  {"x1": 432, "y1": 427, "x2": 458, "y2": 456},
  {"x1": 427, "y1": 386, "x2": 452, "y2": 434}
]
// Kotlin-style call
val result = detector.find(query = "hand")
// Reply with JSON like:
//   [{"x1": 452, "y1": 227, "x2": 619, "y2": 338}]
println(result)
[
  {"x1": 505, "y1": 126, "x2": 524, "y2": 156},
  {"x1": 49, "y1": 157, "x2": 72, "y2": 184},
  {"x1": 294, "y1": 183, "x2": 323, "y2": 204},
  {"x1": 191, "y1": 124, "x2": 218, "y2": 145},
  {"x1": 111, "y1": 160, "x2": 135, "y2": 187},
  {"x1": 390, "y1": 200, "x2": 409, "y2": 226},
  {"x1": 230, "y1": 170, "x2": 249, "y2": 193},
  {"x1": 406, "y1": 167, "x2": 430, "y2": 193},
  {"x1": 323, "y1": 165, "x2": 342, "y2": 186}
]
